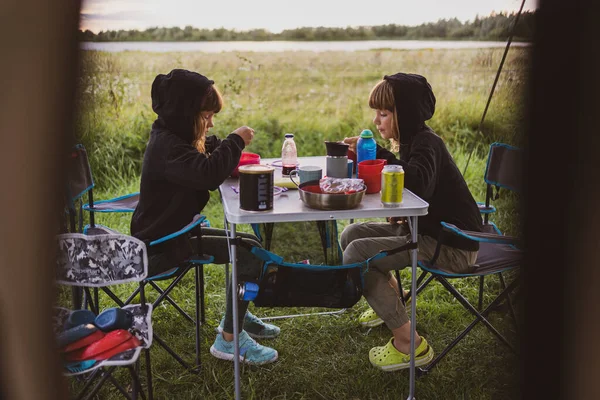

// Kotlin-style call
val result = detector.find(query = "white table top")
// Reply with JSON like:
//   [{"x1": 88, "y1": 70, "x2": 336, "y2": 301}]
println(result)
[{"x1": 220, "y1": 156, "x2": 428, "y2": 224}]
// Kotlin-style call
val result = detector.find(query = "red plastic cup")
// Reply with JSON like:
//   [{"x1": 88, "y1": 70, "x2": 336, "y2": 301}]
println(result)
[
  {"x1": 359, "y1": 173, "x2": 382, "y2": 193},
  {"x1": 231, "y1": 152, "x2": 261, "y2": 178},
  {"x1": 358, "y1": 159, "x2": 387, "y2": 194},
  {"x1": 358, "y1": 159, "x2": 387, "y2": 174}
]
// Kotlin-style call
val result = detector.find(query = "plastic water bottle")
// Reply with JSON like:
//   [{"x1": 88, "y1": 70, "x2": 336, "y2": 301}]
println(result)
[
  {"x1": 357, "y1": 129, "x2": 377, "y2": 165},
  {"x1": 281, "y1": 133, "x2": 298, "y2": 176}
]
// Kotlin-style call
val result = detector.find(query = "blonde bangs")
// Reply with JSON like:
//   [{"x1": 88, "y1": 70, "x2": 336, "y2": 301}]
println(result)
[
  {"x1": 368, "y1": 80, "x2": 395, "y2": 111},
  {"x1": 369, "y1": 79, "x2": 400, "y2": 149},
  {"x1": 201, "y1": 85, "x2": 224, "y2": 113}
]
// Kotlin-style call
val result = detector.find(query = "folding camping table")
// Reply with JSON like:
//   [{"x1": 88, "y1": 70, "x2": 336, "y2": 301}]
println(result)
[{"x1": 219, "y1": 156, "x2": 429, "y2": 400}]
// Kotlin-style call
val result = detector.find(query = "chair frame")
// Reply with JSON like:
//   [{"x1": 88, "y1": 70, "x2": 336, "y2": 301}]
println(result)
[
  {"x1": 67, "y1": 144, "x2": 213, "y2": 372},
  {"x1": 85, "y1": 217, "x2": 213, "y2": 372},
  {"x1": 396, "y1": 142, "x2": 523, "y2": 374},
  {"x1": 55, "y1": 233, "x2": 154, "y2": 400}
]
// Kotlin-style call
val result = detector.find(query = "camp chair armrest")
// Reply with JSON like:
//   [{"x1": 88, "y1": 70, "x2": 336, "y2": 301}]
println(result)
[
  {"x1": 441, "y1": 222, "x2": 520, "y2": 246},
  {"x1": 83, "y1": 192, "x2": 140, "y2": 213},
  {"x1": 149, "y1": 214, "x2": 207, "y2": 246},
  {"x1": 477, "y1": 202, "x2": 496, "y2": 214}
]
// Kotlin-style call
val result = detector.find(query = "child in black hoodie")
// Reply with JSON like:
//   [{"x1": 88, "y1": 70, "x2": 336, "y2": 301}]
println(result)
[
  {"x1": 341, "y1": 73, "x2": 482, "y2": 371},
  {"x1": 131, "y1": 69, "x2": 278, "y2": 365}
]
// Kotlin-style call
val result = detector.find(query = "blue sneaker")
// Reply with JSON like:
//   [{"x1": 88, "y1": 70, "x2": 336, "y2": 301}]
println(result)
[
  {"x1": 210, "y1": 330, "x2": 278, "y2": 365},
  {"x1": 216, "y1": 311, "x2": 281, "y2": 340}
]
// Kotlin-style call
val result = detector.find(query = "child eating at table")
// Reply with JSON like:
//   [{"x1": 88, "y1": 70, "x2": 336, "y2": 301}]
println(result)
[
  {"x1": 131, "y1": 69, "x2": 279, "y2": 365},
  {"x1": 341, "y1": 73, "x2": 482, "y2": 371}
]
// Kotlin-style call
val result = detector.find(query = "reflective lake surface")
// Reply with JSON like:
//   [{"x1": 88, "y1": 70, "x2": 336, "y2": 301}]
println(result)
[{"x1": 81, "y1": 40, "x2": 530, "y2": 53}]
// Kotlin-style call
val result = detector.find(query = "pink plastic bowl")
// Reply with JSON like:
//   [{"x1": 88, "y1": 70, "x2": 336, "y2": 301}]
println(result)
[{"x1": 231, "y1": 152, "x2": 261, "y2": 178}]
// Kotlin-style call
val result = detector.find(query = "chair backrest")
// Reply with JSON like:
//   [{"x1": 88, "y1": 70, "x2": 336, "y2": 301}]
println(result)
[
  {"x1": 55, "y1": 233, "x2": 148, "y2": 287},
  {"x1": 63, "y1": 144, "x2": 96, "y2": 233},
  {"x1": 484, "y1": 142, "x2": 523, "y2": 193},
  {"x1": 482, "y1": 142, "x2": 523, "y2": 226},
  {"x1": 66, "y1": 144, "x2": 94, "y2": 204}
]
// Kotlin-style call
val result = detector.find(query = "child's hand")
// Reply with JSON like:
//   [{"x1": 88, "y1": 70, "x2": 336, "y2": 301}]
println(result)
[
  {"x1": 233, "y1": 126, "x2": 254, "y2": 146},
  {"x1": 387, "y1": 217, "x2": 406, "y2": 225},
  {"x1": 343, "y1": 136, "x2": 359, "y2": 152}
]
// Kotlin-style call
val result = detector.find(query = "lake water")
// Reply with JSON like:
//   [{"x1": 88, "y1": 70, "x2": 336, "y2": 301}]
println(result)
[{"x1": 81, "y1": 40, "x2": 530, "y2": 53}]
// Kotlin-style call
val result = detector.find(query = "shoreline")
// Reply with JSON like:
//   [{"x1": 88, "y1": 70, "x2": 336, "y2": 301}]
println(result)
[{"x1": 81, "y1": 40, "x2": 531, "y2": 53}]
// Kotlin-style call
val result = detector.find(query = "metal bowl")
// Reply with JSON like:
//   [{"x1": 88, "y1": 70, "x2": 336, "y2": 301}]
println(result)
[{"x1": 298, "y1": 180, "x2": 366, "y2": 210}]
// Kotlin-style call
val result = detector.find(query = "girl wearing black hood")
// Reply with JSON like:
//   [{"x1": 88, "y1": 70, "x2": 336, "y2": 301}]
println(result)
[
  {"x1": 341, "y1": 73, "x2": 482, "y2": 371},
  {"x1": 131, "y1": 69, "x2": 279, "y2": 365}
]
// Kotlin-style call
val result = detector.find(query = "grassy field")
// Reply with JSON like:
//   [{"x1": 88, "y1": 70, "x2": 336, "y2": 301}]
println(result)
[{"x1": 64, "y1": 47, "x2": 527, "y2": 399}]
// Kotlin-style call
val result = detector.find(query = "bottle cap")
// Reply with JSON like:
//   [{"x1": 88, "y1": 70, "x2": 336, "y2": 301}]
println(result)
[
  {"x1": 285, "y1": 133, "x2": 294, "y2": 138},
  {"x1": 360, "y1": 129, "x2": 373, "y2": 138}
]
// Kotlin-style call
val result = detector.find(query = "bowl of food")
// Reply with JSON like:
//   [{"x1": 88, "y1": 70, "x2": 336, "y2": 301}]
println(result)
[
  {"x1": 298, "y1": 180, "x2": 366, "y2": 210},
  {"x1": 231, "y1": 152, "x2": 261, "y2": 178}
]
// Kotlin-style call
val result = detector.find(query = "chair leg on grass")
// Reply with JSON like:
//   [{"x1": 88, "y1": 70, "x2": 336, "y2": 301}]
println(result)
[
  {"x1": 74, "y1": 369, "x2": 103, "y2": 400},
  {"x1": 437, "y1": 276, "x2": 518, "y2": 352},
  {"x1": 100, "y1": 287, "x2": 195, "y2": 372},
  {"x1": 478, "y1": 276, "x2": 485, "y2": 311},
  {"x1": 199, "y1": 264, "x2": 206, "y2": 324},
  {"x1": 105, "y1": 373, "x2": 134, "y2": 400},
  {"x1": 128, "y1": 366, "x2": 147, "y2": 400},
  {"x1": 499, "y1": 272, "x2": 519, "y2": 335},
  {"x1": 79, "y1": 367, "x2": 132, "y2": 400},
  {"x1": 152, "y1": 334, "x2": 194, "y2": 371},
  {"x1": 144, "y1": 349, "x2": 154, "y2": 400},
  {"x1": 420, "y1": 276, "x2": 520, "y2": 373},
  {"x1": 194, "y1": 265, "x2": 202, "y2": 370},
  {"x1": 148, "y1": 281, "x2": 195, "y2": 324}
]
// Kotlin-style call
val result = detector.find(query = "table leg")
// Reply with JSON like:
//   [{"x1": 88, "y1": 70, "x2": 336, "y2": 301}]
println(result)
[
  {"x1": 229, "y1": 222, "x2": 241, "y2": 400},
  {"x1": 408, "y1": 216, "x2": 418, "y2": 400}
]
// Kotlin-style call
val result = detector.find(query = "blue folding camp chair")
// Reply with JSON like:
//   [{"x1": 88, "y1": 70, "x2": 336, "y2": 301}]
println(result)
[
  {"x1": 400, "y1": 142, "x2": 523, "y2": 374},
  {"x1": 54, "y1": 232, "x2": 154, "y2": 400},
  {"x1": 67, "y1": 144, "x2": 213, "y2": 371}
]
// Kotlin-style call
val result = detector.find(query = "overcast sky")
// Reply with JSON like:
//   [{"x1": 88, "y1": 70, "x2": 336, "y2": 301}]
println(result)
[{"x1": 80, "y1": 0, "x2": 537, "y2": 34}]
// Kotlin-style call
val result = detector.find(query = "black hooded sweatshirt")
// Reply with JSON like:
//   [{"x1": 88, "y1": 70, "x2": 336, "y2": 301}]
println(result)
[
  {"x1": 375, "y1": 73, "x2": 482, "y2": 251},
  {"x1": 131, "y1": 69, "x2": 245, "y2": 259}
]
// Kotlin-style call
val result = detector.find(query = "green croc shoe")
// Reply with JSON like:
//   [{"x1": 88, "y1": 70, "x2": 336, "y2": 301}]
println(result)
[
  {"x1": 358, "y1": 307, "x2": 384, "y2": 328},
  {"x1": 369, "y1": 336, "x2": 434, "y2": 371}
]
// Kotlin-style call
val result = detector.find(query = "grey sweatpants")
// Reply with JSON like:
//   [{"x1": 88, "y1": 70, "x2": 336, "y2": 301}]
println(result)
[{"x1": 340, "y1": 221, "x2": 477, "y2": 330}]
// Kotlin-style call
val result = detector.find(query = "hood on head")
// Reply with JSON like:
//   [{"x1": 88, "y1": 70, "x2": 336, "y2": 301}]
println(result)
[
  {"x1": 383, "y1": 73, "x2": 436, "y2": 147},
  {"x1": 151, "y1": 69, "x2": 214, "y2": 144}
]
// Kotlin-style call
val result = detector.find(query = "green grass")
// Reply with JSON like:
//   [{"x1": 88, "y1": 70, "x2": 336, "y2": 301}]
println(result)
[
  {"x1": 62, "y1": 47, "x2": 525, "y2": 399},
  {"x1": 76, "y1": 47, "x2": 528, "y2": 190}
]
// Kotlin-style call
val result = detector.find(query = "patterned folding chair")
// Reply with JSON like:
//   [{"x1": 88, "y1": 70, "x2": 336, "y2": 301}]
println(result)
[
  {"x1": 54, "y1": 232, "x2": 154, "y2": 400},
  {"x1": 92, "y1": 215, "x2": 214, "y2": 371},
  {"x1": 400, "y1": 142, "x2": 523, "y2": 374}
]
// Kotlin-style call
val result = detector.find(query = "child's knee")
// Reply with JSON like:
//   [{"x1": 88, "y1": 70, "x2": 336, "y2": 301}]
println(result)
[{"x1": 340, "y1": 223, "x2": 364, "y2": 250}]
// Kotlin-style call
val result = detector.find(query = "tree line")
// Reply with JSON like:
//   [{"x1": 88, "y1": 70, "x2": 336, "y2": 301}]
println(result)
[{"x1": 80, "y1": 11, "x2": 534, "y2": 42}]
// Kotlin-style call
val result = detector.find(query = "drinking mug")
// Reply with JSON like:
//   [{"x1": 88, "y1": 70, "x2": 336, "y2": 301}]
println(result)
[{"x1": 290, "y1": 165, "x2": 323, "y2": 185}]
